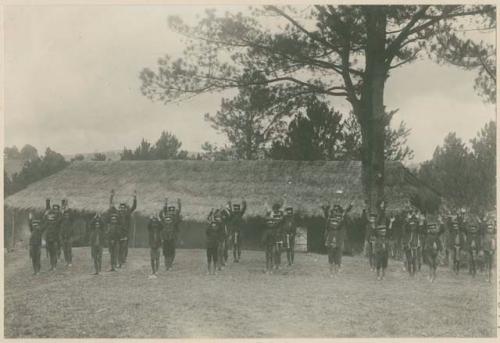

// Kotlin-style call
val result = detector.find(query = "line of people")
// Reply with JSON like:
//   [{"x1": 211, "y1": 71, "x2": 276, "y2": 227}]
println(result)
[
  {"x1": 363, "y1": 207, "x2": 497, "y2": 282},
  {"x1": 260, "y1": 199, "x2": 298, "y2": 274},
  {"x1": 29, "y1": 190, "x2": 138, "y2": 275},
  {"x1": 259, "y1": 199, "x2": 496, "y2": 282},
  {"x1": 205, "y1": 199, "x2": 247, "y2": 275},
  {"x1": 28, "y1": 199, "x2": 76, "y2": 274},
  {"x1": 204, "y1": 197, "x2": 301, "y2": 276},
  {"x1": 27, "y1": 191, "x2": 496, "y2": 283}
]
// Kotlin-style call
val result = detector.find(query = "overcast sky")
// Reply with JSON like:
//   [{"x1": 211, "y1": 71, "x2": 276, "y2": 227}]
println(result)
[{"x1": 4, "y1": 5, "x2": 496, "y2": 163}]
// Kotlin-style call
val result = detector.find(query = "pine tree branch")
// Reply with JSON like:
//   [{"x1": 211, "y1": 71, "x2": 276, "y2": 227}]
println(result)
[
  {"x1": 478, "y1": 55, "x2": 496, "y2": 81},
  {"x1": 385, "y1": 6, "x2": 430, "y2": 64},
  {"x1": 267, "y1": 5, "x2": 364, "y2": 78},
  {"x1": 388, "y1": 50, "x2": 419, "y2": 70},
  {"x1": 266, "y1": 5, "x2": 342, "y2": 52}
]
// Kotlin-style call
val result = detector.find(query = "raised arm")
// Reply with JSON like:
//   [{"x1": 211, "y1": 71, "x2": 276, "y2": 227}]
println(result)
[
  {"x1": 264, "y1": 201, "x2": 271, "y2": 216},
  {"x1": 207, "y1": 209, "x2": 214, "y2": 223},
  {"x1": 45, "y1": 198, "x2": 51, "y2": 211},
  {"x1": 62, "y1": 199, "x2": 73, "y2": 220},
  {"x1": 221, "y1": 206, "x2": 232, "y2": 222},
  {"x1": 130, "y1": 190, "x2": 137, "y2": 212},
  {"x1": 321, "y1": 204, "x2": 330, "y2": 218},
  {"x1": 241, "y1": 198, "x2": 247, "y2": 216},
  {"x1": 344, "y1": 202, "x2": 354, "y2": 216},
  {"x1": 28, "y1": 212, "x2": 34, "y2": 232},
  {"x1": 177, "y1": 198, "x2": 181, "y2": 214},
  {"x1": 159, "y1": 198, "x2": 168, "y2": 220},
  {"x1": 379, "y1": 200, "x2": 386, "y2": 212},
  {"x1": 109, "y1": 190, "x2": 115, "y2": 208}
]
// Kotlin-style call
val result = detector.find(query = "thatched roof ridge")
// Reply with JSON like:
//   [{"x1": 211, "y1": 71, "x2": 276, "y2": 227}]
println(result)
[{"x1": 4, "y1": 160, "x2": 436, "y2": 220}]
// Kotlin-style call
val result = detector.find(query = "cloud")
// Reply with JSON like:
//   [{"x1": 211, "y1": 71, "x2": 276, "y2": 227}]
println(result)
[
  {"x1": 4, "y1": 5, "x2": 496, "y2": 162},
  {"x1": 387, "y1": 61, "x2": 495, "y2": 162}
]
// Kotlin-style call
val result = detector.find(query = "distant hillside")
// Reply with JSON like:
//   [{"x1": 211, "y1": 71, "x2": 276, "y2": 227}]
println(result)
[
  {"x1": 5, "y1": 151, "x2": 123, "y2": 178},
  {"x1": 63, "y1": 150, "x2": 122, "y2": 161},
  {"x1": 64, "y1": 150, "x2": 202, "y2": 161}
]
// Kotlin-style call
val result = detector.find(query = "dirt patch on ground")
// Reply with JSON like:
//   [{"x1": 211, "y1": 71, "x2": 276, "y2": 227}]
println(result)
[{"x1": 4, "y1": 247, "x2": 496, "y2": 338}]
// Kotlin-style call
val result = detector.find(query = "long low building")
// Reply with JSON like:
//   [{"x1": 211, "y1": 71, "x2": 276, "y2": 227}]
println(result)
[{"x1": 4, "y1": 160, "x2": 440, "y2": 252}]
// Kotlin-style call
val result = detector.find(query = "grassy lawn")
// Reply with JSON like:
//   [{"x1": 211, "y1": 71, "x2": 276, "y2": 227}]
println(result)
[{"x1": 4, "y1": 247, "x2": 497, "y2": 338}]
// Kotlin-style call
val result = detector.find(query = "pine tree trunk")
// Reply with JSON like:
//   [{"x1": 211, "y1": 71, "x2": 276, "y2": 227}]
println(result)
[{"x1": 358, "y1": 6, "x2": 387, "y2": 220}]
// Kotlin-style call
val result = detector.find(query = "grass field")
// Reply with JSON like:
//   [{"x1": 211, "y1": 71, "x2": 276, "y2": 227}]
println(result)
[{"x1": 4, "y1": 247, "x2": 497, "y2": 338}]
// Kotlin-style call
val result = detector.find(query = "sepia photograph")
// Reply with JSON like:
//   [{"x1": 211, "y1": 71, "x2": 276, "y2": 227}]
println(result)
[{"x1": 2, "y1": 2, "x2": 497, "y2": 339}]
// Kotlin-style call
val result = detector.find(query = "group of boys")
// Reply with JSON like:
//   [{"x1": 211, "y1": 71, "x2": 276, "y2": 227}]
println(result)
[
  {"x1": 90, "y1": 191, "x2": 182, "y2": 277},
  {"x1": 318, "y1": 200, "x2": 496, "y2": 283},
  {"x1": 363, "y1": 207, "x2": 497, "y2": 282},
  {"x1": 28, "y1": 199, "x2": 75, "y2": 274},
  {"x1": 205, "y1": 199, "x2": 247, "y2": 275},
  {"x1": 28, "y1": 193, "x2": 496, "y2": 282},
  {"x1": 439, "y1": 209, "x2": 496, "y2": 281},
  {"x1": 88, "y1": 190, "x2": 137, "y2": 274},
  {"x1": 205, "y1": 198, "x2": 300, "y2": 276},
  {"x1": 28, "y1": 190, "x2": 137, "y2": 275},
  {"x1": 261, "y1": 199, "x2": 298, "y2": 274},
  {"x1": 321, "y1": 201, "x2": 396, "y2": 281},
  {"x1": 146, "y1": 197, "x2": 182, "y2": 277},
  {"x1": 29, "y1": 195, "x2": 301, "y2": 277},
  {"x1": 440, "y1": 209, "x2": 496, "y2": 281}
]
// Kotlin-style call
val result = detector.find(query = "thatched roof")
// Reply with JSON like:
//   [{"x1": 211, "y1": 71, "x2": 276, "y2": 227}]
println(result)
[{"x1": 4, "y1": 160, "x2": 437, "y2": 220}]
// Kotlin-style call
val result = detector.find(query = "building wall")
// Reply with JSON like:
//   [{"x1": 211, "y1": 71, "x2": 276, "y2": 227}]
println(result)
[
  {"x1": 4, "y1": 207, "x2": 366, "y2": 253},
  {"x1": 4, "y1": 208, "x2": 89, "y2": 249}
]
